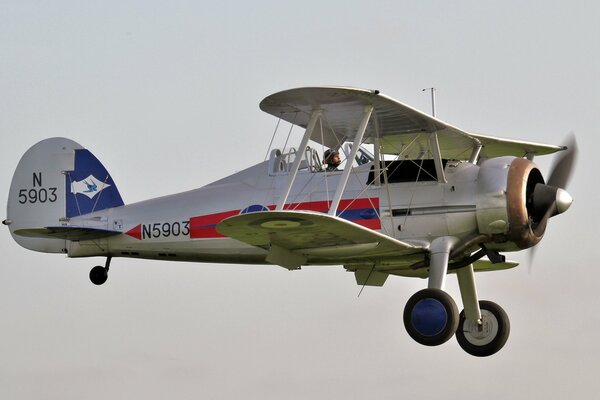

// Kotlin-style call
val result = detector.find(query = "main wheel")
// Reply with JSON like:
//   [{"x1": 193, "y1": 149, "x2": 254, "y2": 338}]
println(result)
[
  {"x1": 89, "y1": 266, "x2": 108, "y2": 285},
  {"x1": 403, "y1": 288, "x2": 459, "y2": 346},
  {"x1": 455, "y1": 300, "x2": 510, "y2": 357}
]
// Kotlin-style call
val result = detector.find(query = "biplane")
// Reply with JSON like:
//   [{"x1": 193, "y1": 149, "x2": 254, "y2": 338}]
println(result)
[{"x1": 4, "y1": 87, "x2": 576, "y2": 357}]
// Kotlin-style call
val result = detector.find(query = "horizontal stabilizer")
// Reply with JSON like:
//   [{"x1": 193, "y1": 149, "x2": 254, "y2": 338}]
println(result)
[{"x1": 14, "y1": 226, "x2": 121, "y2": 241}]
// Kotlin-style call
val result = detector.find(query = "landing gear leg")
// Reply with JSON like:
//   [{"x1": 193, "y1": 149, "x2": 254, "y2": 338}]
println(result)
[
  {"x1": 456, "y1": 264, "x2": 482, "y2": 322},
  {"x1": 89, "y1": 257, "x2": 111, "y2": 286}
]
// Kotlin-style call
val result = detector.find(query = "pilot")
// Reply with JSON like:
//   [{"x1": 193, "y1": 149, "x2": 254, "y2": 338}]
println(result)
[{"x1": 324, "y1": 149, "x2": 341, "y2": 171}]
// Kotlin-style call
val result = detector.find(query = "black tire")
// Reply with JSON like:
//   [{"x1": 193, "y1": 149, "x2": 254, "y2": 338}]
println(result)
[
  {"x1": 456, "y1": 300, "x2": 510, "y2": 357},
  {"x1": 89, "y1": 266, "x2": 108, "y2": 285},
  {"x1": 403, "y1": 288, "x2": 459, "y2": 346}
]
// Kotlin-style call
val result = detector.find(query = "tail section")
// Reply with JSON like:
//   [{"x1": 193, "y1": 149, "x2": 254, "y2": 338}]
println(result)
[{"x1": 5, "y1": 137, "x2": 124, "y2": 253}]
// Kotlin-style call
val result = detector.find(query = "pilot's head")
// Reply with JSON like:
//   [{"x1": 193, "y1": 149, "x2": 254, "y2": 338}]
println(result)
[{"x1": 324, "y1": 150, "x2": 341, "y2": 168}]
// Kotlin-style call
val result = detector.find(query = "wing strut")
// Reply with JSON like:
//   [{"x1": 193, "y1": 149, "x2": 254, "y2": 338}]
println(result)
[
  {"x1": 469, "y1": 143, "x2": 483, "y2": 164},
  {"x1": 429, "y1": 132, "x2": 447, "y2": 183},
  {"x1": 328, "y1": 105, "x2": 373, "y2": 215},
  {"x1": 276, "y1": 109, "x2": 322, "y2": 210}
]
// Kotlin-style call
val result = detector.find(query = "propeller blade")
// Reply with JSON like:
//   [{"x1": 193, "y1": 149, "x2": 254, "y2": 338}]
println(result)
[
  {"x1": 546, "y1": 134, "x2": 578, "y2": 189},
  {"x1": 527, "y1": 247, "x2": 536, "y2": 274},
  {"x1": 527, "y1": 199, "x2": 556, "y2": 274}
]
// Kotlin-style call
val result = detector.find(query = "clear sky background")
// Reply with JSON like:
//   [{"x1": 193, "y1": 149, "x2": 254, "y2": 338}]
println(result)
[{"x1": 1, "y1": 1, "x2": 599, "y2": 399}]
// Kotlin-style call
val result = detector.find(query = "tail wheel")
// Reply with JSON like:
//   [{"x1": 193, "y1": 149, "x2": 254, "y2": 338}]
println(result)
[
  {"x1": 403, "y1": 288, "x2": 459, "y2": 346},
  {"x1": 456, "y1": 300, "x2": 510, "y2": 357},
  {"x1": 89, "y1": 266, "x2": 108, "y2": 285}
]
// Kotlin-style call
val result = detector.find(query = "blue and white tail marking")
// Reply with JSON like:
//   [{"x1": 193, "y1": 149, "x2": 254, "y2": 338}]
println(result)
[{"x1": 65, "y1": 149, "x2": 124, "y2": 217}]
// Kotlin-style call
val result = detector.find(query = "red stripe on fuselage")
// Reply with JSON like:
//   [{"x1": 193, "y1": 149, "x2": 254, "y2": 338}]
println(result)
[
  {"x1": 189, "y1": 197, "x2": 380, "y2": 239},
  {"x1": 353, "y1": 219, "x2": 381, "y2": 230},
  {"x1": 190, "y1": 210, "x2": 240, "y2": 239},
  {"x1": 270, "y1": 197, "x2": 379, "y2": 212}
]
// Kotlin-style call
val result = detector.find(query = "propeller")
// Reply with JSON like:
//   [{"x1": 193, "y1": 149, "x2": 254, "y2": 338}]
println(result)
[
  {"x1": 528, "y1": 134, "x2": 578, "y2": 270},
  {"x1": 547, "y1": 134, "x2": 578, "y2": 189}
]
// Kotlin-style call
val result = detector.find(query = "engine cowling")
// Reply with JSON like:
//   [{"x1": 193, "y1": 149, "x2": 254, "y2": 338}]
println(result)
[
  {"x1": 505, "y1": 157, "x2": 546, "y2": 249},
  {"x1": 476, "y1": 157, "x2": 547, "y2": 250}
]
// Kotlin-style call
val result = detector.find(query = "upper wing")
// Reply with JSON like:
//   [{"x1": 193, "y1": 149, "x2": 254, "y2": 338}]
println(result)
[
  {"x1": 469, "y1": 132, "x2": 566, "y2": 159},
  {"x1": 260, "y1": 86, "x2": 563, "y2": 159},
  {"x1": 216, "y1": 210, "x2": 425, "y2": 269}
]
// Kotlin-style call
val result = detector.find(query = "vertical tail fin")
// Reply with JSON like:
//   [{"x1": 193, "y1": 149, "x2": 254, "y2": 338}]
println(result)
[{"x1": 5, "y1": 137, "x2": 124, "y2": 253}]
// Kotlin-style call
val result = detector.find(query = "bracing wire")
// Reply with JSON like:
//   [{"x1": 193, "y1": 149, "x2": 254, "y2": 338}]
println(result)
[
  {"x1": 91, "y1": 174, "x2": 110, "y2": 214},
  {"x1": 357, "y1": 263, "x2": 376, "y2": 298},
  {"x1": 281, "y1": 113, "x2": 298, "y2": 155},
  {"x1": 264, "y1": 116, "x2": 282, "y2": 161},
  {"x1": 67, "y1": 172, "x2": 82, "y2": 217}
]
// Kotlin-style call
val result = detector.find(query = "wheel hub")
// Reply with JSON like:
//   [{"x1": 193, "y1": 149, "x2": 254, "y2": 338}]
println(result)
[
  {"x1": 461, "y1": 310, "x2": 499, "y2": 346},
  {"x1": 411, "y1": 298, "x2": 448, "y2": 337}
]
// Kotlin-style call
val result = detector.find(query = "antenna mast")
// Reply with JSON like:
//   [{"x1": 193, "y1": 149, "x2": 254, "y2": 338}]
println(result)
[{"x1": 422, "y1": 87, "x2": 437, "y2": 117}]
